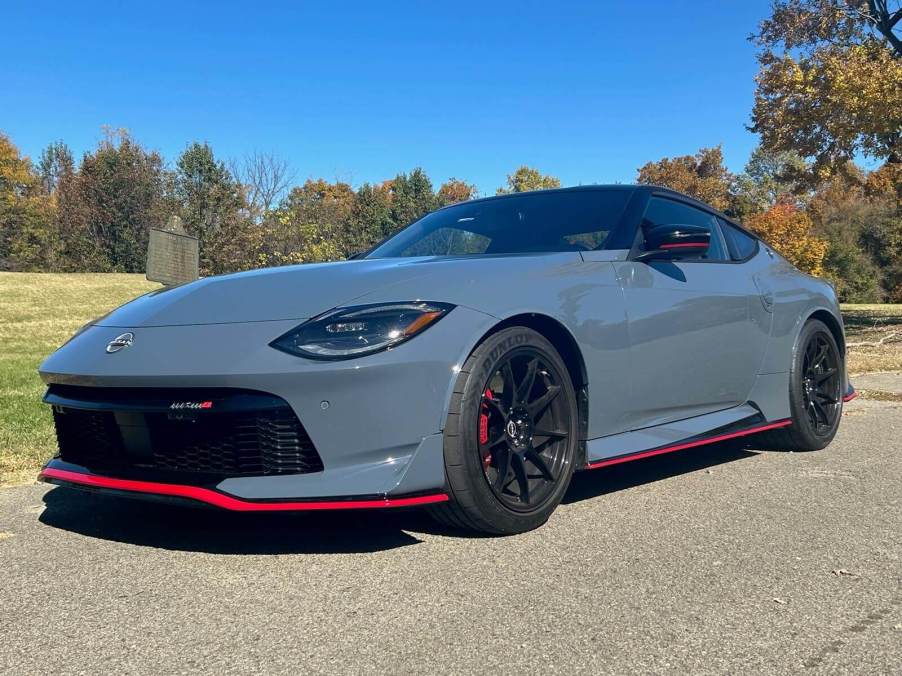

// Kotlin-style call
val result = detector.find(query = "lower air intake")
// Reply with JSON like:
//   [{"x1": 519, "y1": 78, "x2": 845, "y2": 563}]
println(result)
[{"x1": 48, "y1": 386, "x2": 324, "y2": 481}]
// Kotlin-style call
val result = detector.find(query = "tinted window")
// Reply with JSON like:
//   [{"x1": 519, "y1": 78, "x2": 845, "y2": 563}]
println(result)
[
  {"x1": 367, "y1": 189, "x2": 632, "y2": 258},
  {"x1": 719, "y1": 219, "x2": 758, "y2": 261},
  {"x1": 640, "y1": 197, "x2": 727, "y2": 261}
]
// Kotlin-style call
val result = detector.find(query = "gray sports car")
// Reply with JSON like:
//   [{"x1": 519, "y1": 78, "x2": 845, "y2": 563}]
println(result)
[{"x1": 38, "y1": 185, "x2": 855, "y2": 534}]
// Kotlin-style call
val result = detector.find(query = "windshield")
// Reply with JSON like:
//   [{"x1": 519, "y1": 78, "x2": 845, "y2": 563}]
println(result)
[{"x1": 366, "y1": 188, "x2": 633, "y2": 258}]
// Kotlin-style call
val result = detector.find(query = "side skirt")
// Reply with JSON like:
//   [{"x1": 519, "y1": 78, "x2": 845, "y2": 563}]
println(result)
[{"x1": 582, "y1": 417, "x2": 792, "y2": 471}]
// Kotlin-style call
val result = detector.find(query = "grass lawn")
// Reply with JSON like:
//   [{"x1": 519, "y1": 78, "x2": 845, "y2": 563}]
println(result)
[
  {"x1": 0, "y1": 273, "x2": 900, "y2": 486},
  {"x1": 0, "y1": 273, "x2": 159, "y2": 485}
]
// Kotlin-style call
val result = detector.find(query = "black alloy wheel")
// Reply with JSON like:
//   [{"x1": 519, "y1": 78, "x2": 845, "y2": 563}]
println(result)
[
  {"x1": 478, "y1": 349, "x2": 571, "y2": 511},
  {"x1": 801, "y1": 331, "x2": 842, "y2": 433},
  {"x1": 758, "y1": 319, "x2": 844, "y2": 452},
  {"x1": 430, "y1": 327, "x2": 579, "y2": 534}
]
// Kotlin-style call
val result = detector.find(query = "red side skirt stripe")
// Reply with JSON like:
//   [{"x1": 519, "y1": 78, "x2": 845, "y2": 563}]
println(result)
[
  {"x1": 584, "y1": 418, "x2": 793, "y2": 471},
  {"x1": 38, "y1": 467, "x2": 449, "y2": 511}
]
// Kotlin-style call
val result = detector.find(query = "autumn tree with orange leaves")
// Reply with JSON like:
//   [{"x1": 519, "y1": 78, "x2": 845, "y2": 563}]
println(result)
[{"x1": 747, "y1": 204, "x2": 828, "y2": 275}]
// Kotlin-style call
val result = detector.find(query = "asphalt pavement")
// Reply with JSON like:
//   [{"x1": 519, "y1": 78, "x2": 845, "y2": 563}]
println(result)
[{"x1": 1, "y1": 396, "x2": 900, "y2": 674}]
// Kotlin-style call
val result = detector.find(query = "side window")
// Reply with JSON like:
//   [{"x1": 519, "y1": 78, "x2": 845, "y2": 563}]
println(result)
[
  {"x1": 719, "y1": 219, "x2": 759, "y2": 261},
  {"x1": 640, "y1": 197, "x2": 727, "y2": 261}
]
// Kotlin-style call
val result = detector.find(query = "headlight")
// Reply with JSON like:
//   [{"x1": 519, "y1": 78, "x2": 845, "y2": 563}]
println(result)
[{"x1": 270, "y1": 302, "x2": 454, "y2": 360}]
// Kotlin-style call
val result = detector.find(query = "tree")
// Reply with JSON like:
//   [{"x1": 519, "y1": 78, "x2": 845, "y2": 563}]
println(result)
[
  {"x1": 751, "y1": 1, "x2": 902, "y2": 178},
  {"x1": 437, "y1": 178, "x2": 477, "y2": 206},
  {"x1": 497, "y1": 166, "x2": 561, "y2": 194},
  {"x1": 264, "y1": 178, "x2": 354, "y2": 264},
  {"x1": 747, "y1": 204, "x2": 829, "y2": 275},
  {"x1": 636, "y1": 146, "x2": 734, "y2": 211},
  {"x1": 56, "y1": 129, "x2": 169, "y2": 272},
  {"x1": 808, "y1": 161, "x2": 902, "y2": 301},
  {"x1": 861, "y1": 0, "x2": 902, "y2": 55},
  {"x1": 0, "y1": 133, "x2": 56, "y2": 270},
  {"x1": 349, "y1": 182, "x2": 394, "y2": 253},
  {"x1": 175, "y1": 142, "x2": 252, "y2": 273},
  {"x1": 390, "y1": 168, "x2": 437, "y2": 227},
  {"x1": 36, "y1": 141, "x2": 74, "y2": 195},
  {"x1": 731, "y1": 147, "x2": 810, "y2": 219},
  {"x1": 232, "y1": 151, "x2": 294, "y2": 222}
]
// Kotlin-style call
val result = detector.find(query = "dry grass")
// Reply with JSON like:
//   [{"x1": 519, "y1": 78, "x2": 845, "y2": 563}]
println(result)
[
  {"x1": 841, "y1": 304, "x2": 902, "y2": 375},
  {"x1": 0, "y1": 274, "x2": 899, "y2": 486},
  {"x1": 0, "y1": 273, "x2": 159, "y2": 485}
]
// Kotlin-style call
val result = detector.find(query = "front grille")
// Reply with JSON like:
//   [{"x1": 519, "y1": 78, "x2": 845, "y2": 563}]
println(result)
[
  {"x1": 49, "y1": 387, "x2": 324, "y2": 481},
  {"x1": 54, "y1": 408, "x2": 128, "y2": 472}
]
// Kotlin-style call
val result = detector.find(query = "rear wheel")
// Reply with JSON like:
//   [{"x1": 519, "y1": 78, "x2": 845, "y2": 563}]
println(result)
[
  {"x1": 763, "y1": 319, "x2": 843, "y2": 451},
  {"x1": 429, "y1": 327, "x2": 578, "y2": 534}
]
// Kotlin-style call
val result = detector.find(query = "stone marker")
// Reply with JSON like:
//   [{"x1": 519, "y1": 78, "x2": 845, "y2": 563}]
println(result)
[{"x1": 146, "y1": 216, "x2": 199, "y2": 286}]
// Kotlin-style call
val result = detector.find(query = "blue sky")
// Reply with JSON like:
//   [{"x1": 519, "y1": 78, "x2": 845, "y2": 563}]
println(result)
[{"x1": 2, "y1": 1, "x2": 772, "y2": 194}]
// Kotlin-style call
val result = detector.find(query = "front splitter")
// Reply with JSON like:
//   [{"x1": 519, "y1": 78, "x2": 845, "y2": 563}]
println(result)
[{"x1": 38, "y1": 464, "x2": 449, "y2": 512}]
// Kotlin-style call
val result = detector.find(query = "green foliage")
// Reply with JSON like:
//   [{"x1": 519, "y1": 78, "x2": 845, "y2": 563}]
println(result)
[
  {"x1": 56, "y1": 130, "x2": 170, "y2": 272},
  {"x1": 1, "y1": 119, "x2": 897, "y2": 305},
  {"x1": 390, "y1": 168, "x2": 437, "y2": 227},
  {"x1": 174, "y1": 142, "x2": 253, "y2": 274},
  {"x1": 497, "y1": 166, "x2": 561, "y2": 194},
  {"x1": 36, "y1": 141, "x2": 74, "y2": 195},
  {"x1": 809, "y1": 167, "x2": 902, "y2": 301},
  {"x1": 0, "y1": 132, "x2": 56, "y2": 271},
  {"x1": 349, "y1": 182, "x2": 394, "y2": 253},
  {"x1": 732, "y1": 146, "x2": 810, "y2": 218},
  {"x1": 263, "y1": 179, "x2": 354, "y2": 264}
]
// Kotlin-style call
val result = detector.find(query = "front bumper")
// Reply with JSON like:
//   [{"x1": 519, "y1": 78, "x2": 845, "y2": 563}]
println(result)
[{"x1": 38, "y1": 305, "x2": 498, "y2": 501}]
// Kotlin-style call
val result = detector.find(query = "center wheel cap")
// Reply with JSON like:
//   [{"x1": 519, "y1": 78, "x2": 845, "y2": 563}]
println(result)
[{"x1": 506, "y1": 407, "x2": 533, "y2": 447}]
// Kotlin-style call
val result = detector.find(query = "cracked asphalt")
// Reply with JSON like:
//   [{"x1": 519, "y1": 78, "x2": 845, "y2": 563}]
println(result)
[{"x1": 1, "y1": 396, "x2": 900, "y2": 674}]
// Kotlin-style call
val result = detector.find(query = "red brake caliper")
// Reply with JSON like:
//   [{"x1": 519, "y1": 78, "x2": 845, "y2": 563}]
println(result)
[{"x1": 479, "y1": 389, "x2": 493, "y2": 469}]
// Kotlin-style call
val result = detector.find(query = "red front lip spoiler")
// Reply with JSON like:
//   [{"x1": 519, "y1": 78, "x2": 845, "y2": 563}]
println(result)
[{"x1": 38, "y1": 467, "x2": 449, "y2": 512}]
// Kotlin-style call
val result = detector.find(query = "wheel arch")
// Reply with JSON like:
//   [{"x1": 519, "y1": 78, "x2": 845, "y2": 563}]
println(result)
[
  {"x1": 803, "y1": 307, "x2": 851, "y2": 398},
  {"x1": 805, "y1": 308, "x2": 846, "y2": 356},
  {"x1": 467, "y1": 313, "x2": 590, "y2": 464}
]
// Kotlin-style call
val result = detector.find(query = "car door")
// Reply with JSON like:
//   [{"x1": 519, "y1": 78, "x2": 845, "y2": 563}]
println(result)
[{"x1": 612, "y1": 195, "x2": 770, "y2": 430}]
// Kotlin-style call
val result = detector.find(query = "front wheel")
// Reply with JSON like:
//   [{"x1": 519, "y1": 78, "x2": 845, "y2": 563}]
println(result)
[{"x1": 429, "y1": 327, "x2": 579, "y2": 534}]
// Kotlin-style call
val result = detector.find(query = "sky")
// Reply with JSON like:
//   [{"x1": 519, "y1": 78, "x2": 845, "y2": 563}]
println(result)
[{"x1": 1, "y1": 1, "x2": 773, "y2": 195}]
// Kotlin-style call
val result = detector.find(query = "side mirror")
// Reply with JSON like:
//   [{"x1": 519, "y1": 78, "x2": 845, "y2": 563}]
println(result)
[{"x1": 636, "y1": 223, "x2": 710, "y2": 261}]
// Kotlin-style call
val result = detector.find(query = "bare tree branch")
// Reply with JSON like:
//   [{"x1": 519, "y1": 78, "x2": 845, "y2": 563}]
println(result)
[
  {"x1": 233, "y1": 151, "x2": 295, "y2": 222},
  {"x1": 865, "y1": 0, "x2": 902, "y2": 57}
]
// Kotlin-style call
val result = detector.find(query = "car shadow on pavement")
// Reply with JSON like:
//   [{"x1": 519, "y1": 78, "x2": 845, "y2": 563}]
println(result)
[
  {"x1": 39, "y1": 487, "x2": 435, "y2": 554},
  {"x1": 38, "y1": 439, "x2": 760, "y2": 551},
  {"x1": 562, "y1": 439, "x2": 757, "y2": 505}
]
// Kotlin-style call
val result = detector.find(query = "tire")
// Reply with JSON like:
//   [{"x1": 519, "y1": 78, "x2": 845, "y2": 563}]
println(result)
[
  {"x1": 761, "y1": 319, "x2": 844, "y2": 451},
  {"x1": 429, "y1": 327, "x2": 579, "y2": 534}
]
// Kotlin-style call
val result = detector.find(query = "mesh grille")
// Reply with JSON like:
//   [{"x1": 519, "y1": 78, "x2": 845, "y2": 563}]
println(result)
[
  {"x1": 54, "y1": 408, "x2": 127, "y2": 472},
  {"x1": 51, "y1": 393, "x2": 323, "y2": 479}
]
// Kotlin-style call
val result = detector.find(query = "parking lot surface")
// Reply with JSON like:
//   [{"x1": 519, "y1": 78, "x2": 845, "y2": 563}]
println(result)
[{"x1": 1, "y1": 397, "x2": 900, "y2": 674}]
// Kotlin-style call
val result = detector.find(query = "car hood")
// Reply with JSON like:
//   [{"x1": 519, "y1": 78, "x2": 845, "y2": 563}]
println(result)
[
  {"x1": 94, "y1": 258, "x2": 446, "y2": 327},
  {"x1": 93, "y1": 253, "x2": 586, "y2": 328}
]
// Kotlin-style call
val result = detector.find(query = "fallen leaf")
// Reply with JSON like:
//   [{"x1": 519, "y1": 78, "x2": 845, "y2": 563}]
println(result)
[
  {"x1": 0, "y1": 532, "x2": 14, "y2": 541},
  {"x1": 773, "y1": 597, "x2": 787, "y2": 605},
  {"x1": 831, "y1": 569, "x2": 858, "y2": 577}
]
